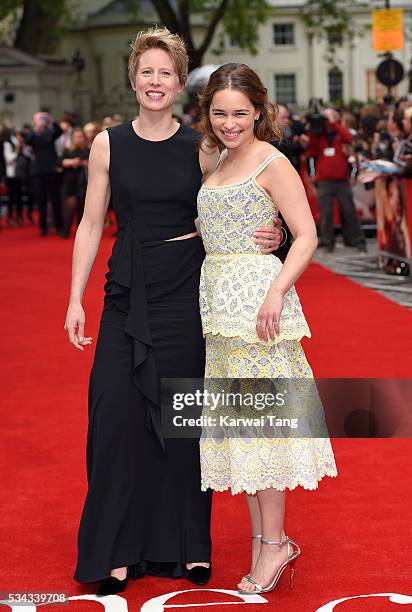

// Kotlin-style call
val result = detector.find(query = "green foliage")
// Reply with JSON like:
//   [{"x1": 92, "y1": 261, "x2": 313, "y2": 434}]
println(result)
[
  {"x1": 346, "y1": 98, "x2": 368, "y2": 113},
  {"x1": 1, "y1": 0, "x2": 75, "y2": 54},
  {"x1": 129, "y1": 0, "x2": 270, "y2": 67},
  {"x1": 302, "y1": 0, "x2": 367, "y2": 67},
  {"x1": 0, "y1": 0, "x2": 21, "y2": 22},
  {"x1": 221, "y1": 0, "x2": 269, "y2": 55}
]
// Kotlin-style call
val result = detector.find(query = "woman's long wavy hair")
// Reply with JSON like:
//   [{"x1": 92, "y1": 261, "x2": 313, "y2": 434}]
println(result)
[{"x1": 199, "y1": 63, "x2": 281, "y2": 150}]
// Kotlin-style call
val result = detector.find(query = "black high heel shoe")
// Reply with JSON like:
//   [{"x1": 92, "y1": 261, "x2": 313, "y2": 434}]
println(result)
[
  {"x1": 96, "y1": 567, "x2": 130, "y2": 597},
  {"x1": 186, "y1": 563, "x2": 212, "y2": 586}
]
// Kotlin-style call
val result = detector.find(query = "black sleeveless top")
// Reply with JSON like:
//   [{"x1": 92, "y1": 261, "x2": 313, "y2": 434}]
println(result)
[
  {"x1": 108, "y1": 122, "x2": 202, "y2": 240},
  {"x1": 104, "y1": 122, "x2": 203, "y2": 449}
]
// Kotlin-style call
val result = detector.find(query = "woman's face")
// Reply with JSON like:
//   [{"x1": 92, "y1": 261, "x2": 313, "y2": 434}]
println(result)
[
  {"x1": 134, "y1": 48, "x2": 183, "y2": 112},
  {"x1": 84, "y1": 124, "x2": 100, "y2": 143},
  {"x1": 209, "y1": 88, "x2": 258, "y2": 149},
  {"x1": 402, "y1": 113, "x2": 411, "y2": 135},
  {"x1": 72, "y1": 130, "x2": 86, "y2": 149}
]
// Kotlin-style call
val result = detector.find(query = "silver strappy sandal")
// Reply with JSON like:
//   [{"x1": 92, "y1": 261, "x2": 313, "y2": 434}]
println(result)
[
  {"x1": 239, "y1": 534, "x2": 262, "y2": 586},
  {"x1": 238, "y1": 535, "x2": 300, "y2": 595}
]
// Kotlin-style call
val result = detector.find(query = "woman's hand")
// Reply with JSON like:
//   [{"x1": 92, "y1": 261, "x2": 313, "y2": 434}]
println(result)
[
  {"x1": 256, "y1": 286, "x2": 284, "y2": 342},
  {"x1": 64, "y1": 302, "x2": 92, "y2": 351},
  {"x1": 253, "y1": 217, "x2": 283, "y2": 253}
]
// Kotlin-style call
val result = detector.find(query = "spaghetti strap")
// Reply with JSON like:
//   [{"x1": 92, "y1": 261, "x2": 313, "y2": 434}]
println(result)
[
  {"x1": 251, "y1": 151, "x2": 289, "y2": 179},
  {"x1": 215, "y1": 148, "x2": 228, "y2": 170}
]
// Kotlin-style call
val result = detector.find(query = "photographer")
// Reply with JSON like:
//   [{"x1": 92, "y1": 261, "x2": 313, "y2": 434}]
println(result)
[
  {"x1": 24, "y1": 112, "x2": 63, "y2": 236},
  {"x1": 304, "y1": 107, "x2": 366, "y2": 252}
]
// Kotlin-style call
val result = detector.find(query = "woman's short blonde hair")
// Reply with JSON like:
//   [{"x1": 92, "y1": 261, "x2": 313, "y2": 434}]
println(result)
[{"x1": 128, "y1": 27, "x2": 189, "y2": 87}]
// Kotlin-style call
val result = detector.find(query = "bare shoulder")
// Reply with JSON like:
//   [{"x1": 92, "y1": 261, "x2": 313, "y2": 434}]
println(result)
[
  {"x1": 254, "y1": 142, "x2": 280, "y2": 161},
  {"x1": 259, "y1": 153, "x2": 298, "y2": 191},
  {"x1": 199, "y1": 137, "x2": 220, "y2": 176},
  {"x1": 92, "y1": 129, "x2": 109, "y2": 152},
  {"x1": 89, "y1": 130, "x2": 109, "y2": 169}
]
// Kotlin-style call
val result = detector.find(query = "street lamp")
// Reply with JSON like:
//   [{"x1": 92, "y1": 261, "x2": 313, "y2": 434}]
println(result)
[{"x1": 72, "y1": 49, "x2": 85, "y2": 82}]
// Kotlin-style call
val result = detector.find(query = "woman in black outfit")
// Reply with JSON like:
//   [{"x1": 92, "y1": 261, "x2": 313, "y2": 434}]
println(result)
[
  {"x1": 2, "y1": 129, "x2": 23, "y2": 226},
  {"x1": 61, "y1": 127, "x2": 90, "y2": 238},
  {"x1": 64, "y1": 27, "x2": 281, "y2": 597}
]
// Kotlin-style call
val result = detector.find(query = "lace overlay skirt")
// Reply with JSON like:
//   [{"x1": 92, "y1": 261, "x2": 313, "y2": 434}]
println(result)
[{"x1": 199, "y1": 335, "x2": 338, "y2": 495}]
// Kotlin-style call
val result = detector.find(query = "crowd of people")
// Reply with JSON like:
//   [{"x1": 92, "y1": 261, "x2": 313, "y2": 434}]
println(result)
[
  {"x1": 0, "y1": 113, "x2": 123, "y2": 237},
  {"x1": 1, "y1": 94, "x2": 412, "y2": 248},
  {"x1": 274, "y1": 95, "x2": 412, "y2": 253}
]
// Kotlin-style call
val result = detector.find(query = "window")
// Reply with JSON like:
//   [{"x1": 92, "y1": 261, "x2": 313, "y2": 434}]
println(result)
[
  {"x1": 274, "y1": 74, "x2": 296, "y2": 105},
  {"x1": 328, "y1": 68, "x2": 343, "y2": 102},
  {"x1": 327, "y1": 30, "x2": 343, "y2": 46},
  {"x1": 273, "y1": 23, "x2": 295, "y2": 46}
]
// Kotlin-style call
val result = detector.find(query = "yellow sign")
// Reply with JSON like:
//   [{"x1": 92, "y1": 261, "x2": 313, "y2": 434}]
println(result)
[{"x1": 372, "y1": 9, "x2": 404, "y2": 51}]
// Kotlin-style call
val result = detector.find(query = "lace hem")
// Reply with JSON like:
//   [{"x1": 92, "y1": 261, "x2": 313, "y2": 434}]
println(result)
[
  {"x1": 202, "y1": 320, "x2": 311, "y2": 344},
  {"x1": 201, "y1": 468, "x2": 338, "y2": 495},
  {"x1": 200, "y1": 435, "x2": 338, "y2": 495}
]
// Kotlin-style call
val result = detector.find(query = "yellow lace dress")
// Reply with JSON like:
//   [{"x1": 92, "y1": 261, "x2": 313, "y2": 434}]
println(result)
[{"x1": 197, "y1": 152, "x2": 338, "y2": 495}]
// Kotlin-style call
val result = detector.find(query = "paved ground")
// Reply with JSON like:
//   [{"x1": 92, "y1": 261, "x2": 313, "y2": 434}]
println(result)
[{"x1": 313, "y1": 239, "x2": 412, "y2": 311}]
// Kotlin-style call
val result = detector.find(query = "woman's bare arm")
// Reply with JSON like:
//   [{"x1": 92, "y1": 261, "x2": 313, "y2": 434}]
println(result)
[
  {"x1": 255, "y1": 158, "x2": 317, "y2": 341},
  {"x1": 64, "y1": 130, "x2": 111, "y2": 349},
  {"x1": 260, "y1": 157, "x2": 318, "y2": 296},
  {"x1": 62, "y1": 157, "x2": 81, "y2": 168}
]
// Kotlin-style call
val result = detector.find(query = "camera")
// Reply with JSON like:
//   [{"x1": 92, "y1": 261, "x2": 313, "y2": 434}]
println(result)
[
  {"x1": 306, "y1": 98, "x2": 327, "y2": 134},
  {"x1": 290, "y1": 116, "x2": 306, "y2": 136}
]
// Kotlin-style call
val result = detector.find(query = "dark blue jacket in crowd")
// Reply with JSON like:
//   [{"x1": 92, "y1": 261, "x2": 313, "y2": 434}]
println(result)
[{"x1": 24, "y1": 122, "x2": 63, "y2": 176}]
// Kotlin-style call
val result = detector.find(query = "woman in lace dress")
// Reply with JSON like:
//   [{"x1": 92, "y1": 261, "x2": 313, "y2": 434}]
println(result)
[{"x1": 197, "y1": 64, "x2": 338, "y2": 595}]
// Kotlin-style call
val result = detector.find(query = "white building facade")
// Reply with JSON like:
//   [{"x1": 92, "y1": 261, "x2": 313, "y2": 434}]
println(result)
[{"x1": 2, "y1": 0, "x2": 412, "y2": 123}]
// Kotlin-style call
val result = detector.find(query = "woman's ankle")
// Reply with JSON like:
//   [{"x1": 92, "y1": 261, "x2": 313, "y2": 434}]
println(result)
[
  {"x1": 111, "y1": 566, "x2": 127, "y2": 580},
  {"x1": 186, "y1": 562, "x2": 210, "y2": 569}
]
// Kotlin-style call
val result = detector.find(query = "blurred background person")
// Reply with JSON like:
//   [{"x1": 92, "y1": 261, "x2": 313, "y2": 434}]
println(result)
[
  {"x1": 61, "y1": 127, "x2": 90, "y2": 238},
  {"x1": 397, "y1": 106, "x2": 412, "y2": 178},
  {"x1": 83, "y1": 121, "x2": 101, "y2": 148},
  {"x1": 304, "y1": 107, "x2": 366, "y2": 252},
  {"x1": 24, "y1": 112, "x2": 63, "y2": 236},
  {"x1": 182, "y1": 101, "x2": 200, "y2": 127},
  {"x1": 55, "y1": 116, "x2": 74, "y2": 158},
  {"x1": 2, "y1": 128, "x2": 23, "y2": 227},
  {"x1": 19, "y1": 124, "x2": 35, "y2": 224},
  {"x1": 271, "y1": 104, "x2": 308, "y2": 261}
]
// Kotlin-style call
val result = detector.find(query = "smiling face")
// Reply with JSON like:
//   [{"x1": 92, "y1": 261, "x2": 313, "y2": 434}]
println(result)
[
  {"x1": 209, "y1": 88, "x2": 259, "y2": 149},
  {"x1": 133, "y1": 48, "x2": 183, "y2": 112}
]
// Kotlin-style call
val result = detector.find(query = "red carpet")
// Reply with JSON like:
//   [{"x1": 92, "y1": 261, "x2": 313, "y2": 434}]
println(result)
[{"x1": 1, "y1": 221, "x2": 411, "y2": 611}]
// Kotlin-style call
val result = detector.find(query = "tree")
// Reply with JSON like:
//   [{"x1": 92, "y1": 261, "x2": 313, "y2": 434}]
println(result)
[
  {"x1": 128, "y1": 0, "x2": 270, "y2": 69},
  {"x1": 1, "y1": 0, "x2": 71, "y2": 55}
]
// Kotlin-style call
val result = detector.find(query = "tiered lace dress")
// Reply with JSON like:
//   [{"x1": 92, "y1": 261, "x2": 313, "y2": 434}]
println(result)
[{"x1": 197, "y1": 151, "x2": 338, "y2": 495}]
